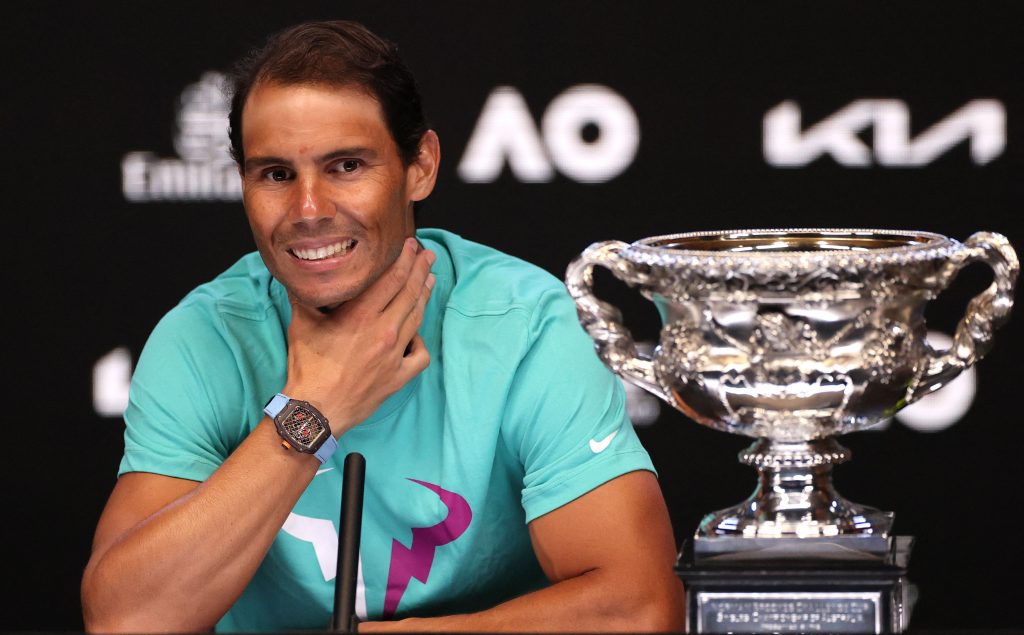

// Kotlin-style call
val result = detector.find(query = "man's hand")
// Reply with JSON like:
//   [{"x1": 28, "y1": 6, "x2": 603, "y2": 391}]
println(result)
[{"x1": 283, "y1": 237, "x2": 436, "y2": 435}]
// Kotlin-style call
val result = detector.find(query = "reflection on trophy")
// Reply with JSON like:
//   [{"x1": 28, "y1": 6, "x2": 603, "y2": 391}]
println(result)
[{"x1": 567, "y1": 229, "x2": 1018, "y2": 633}]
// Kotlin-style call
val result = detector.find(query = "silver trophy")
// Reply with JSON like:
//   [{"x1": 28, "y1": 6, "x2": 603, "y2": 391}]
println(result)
[{"x1": 567, "y1": 229, "x2": 1017, "y2": 631}]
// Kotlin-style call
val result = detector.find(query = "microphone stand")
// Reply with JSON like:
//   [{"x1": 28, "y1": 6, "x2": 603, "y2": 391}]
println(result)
[{"x1": 331, "y1": 452, "x2": 366, "y2": 632}]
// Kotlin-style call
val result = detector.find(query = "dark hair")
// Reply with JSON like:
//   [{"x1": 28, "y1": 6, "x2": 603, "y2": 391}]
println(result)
[{"x1": 227, "y1": 20, "x2": 429, "y2": 167}]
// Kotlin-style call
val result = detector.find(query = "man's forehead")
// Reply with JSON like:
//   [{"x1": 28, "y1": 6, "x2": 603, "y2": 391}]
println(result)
[
  {"x1": 244, "y1": 79, "x2": 382, "y2": 115},
  {"x1": 241, "y1": 81, "x2": 390, "y2": 146}
]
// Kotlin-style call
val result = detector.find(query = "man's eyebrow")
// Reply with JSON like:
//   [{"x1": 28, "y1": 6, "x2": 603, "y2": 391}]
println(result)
[
  {"x1": 320, "y1": 147, "x2": 379, "y2": 163},
  {"x1": 244, "y1": 156, "x2": 291, "y2": 172}
]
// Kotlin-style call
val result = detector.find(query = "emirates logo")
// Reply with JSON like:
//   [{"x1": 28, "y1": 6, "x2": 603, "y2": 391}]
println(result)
[{"x1": 121, "y1": 72, "x2": 242, "y2": 202}]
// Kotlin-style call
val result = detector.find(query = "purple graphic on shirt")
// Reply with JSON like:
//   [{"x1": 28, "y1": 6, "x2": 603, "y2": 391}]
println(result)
[{"x1": 382, "y1": 479, "x2": 473, "y2": 619}]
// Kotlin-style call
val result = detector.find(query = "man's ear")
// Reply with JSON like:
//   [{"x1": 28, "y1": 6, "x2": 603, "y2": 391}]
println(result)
[{"x1": 407, "y1": 130, "x2": 440, "y2": 202}]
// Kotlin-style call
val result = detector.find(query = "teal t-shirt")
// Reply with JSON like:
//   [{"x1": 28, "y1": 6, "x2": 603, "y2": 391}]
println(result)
[{"x1": 120, "y1": 228, "x2": 655, "y2": 631}]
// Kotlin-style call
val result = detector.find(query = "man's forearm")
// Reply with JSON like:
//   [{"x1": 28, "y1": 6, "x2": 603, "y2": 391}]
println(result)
[
  {"x1": 360, "y1": 566, "x2": 685, "y2": 633},
  {"x1": 82, "y1": 420, "x2": 320, "y2": 633}
]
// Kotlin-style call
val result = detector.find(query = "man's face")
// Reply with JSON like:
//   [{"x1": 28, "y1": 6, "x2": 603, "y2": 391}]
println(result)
[{"x1": 240, "y1": 82, "x2": 437, "y2": 309}]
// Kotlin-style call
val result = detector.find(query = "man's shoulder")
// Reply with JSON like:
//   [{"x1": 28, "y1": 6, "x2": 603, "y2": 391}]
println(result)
[
  {"x1": 419, "y1": 228, "x2": 567, "y2": 319},
  {"x1": 172, "y1": 252, "x2": 283, "y2": 323},
  {"x1": 145, "y1": 252, "x2": 284, "y2": 354}
]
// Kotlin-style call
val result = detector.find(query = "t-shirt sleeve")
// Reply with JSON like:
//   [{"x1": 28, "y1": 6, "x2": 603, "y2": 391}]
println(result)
[
  {"x1": 119, "y1": 301, "x2": 247, "y2": 482},
  {"x1": 501, "y1": 287, "x2": 656, "y2": 523}
]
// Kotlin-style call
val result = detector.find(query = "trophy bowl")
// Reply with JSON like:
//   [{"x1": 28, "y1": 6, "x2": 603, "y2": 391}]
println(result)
[{"x1": 567, "y1": 229, "x2": 1017, "y2": 560}]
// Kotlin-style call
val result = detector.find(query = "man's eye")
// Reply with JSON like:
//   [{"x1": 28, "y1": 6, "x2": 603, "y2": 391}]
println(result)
[
  {"x1": 339, "y1": 159, "x2": 360, "y2": 173},
  {"x1": 267, "y1": 168, "x2": 290, "y2": 182}
]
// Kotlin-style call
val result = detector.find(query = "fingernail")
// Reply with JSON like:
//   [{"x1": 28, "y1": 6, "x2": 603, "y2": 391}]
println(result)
[
  {"x1": 405, "y1": 237, "x2": 417, "y2": 251},
  {"x1": 426, "y1": 249, "x2": 437, "y2": 265},
  {"x1": 426, "y1": 273, "x2": 436, "y2": 289}
]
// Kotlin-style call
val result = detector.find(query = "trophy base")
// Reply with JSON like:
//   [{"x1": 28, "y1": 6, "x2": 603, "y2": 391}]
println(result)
[
  {"x1": 694, "y1": 533, "x2": 892, "y2": 563},
  {"x1": 676, "y1": 536, "x2": 915, "y2": 634}
]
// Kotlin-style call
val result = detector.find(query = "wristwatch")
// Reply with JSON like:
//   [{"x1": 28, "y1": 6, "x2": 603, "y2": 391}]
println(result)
[{"x1": 263, "y1": 393, "x2": 339, "y2": 464}]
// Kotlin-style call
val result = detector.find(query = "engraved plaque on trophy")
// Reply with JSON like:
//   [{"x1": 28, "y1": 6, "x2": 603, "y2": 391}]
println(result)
[{"x1": 566, "y1": 229, "x2": 1018, "y2": 633}]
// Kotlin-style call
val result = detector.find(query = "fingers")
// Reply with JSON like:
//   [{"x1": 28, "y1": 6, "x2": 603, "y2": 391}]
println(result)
[
  {"x1": 401, "y1": 334, "x2": 430, "y2": 375},
  {"x1": 397, "y1": 270, "x2": 435, "y2": 346},
  {"x1": 385, "y1": 245, "x2": 435, "y2": 319},
  {"x1": 359, "y1": 237, "x2": 421, "y2": 312}
]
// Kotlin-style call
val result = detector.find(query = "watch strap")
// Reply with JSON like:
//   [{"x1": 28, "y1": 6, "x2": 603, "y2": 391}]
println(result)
[
  {"x1": 314, "y1": 435, "x2": 339, "y2": 464},
  {"x1": 264, "y1": 392, "x2": 290, "y2": 418}
]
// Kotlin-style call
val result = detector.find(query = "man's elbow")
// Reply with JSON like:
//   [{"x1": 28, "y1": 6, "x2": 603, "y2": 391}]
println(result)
[
  {"x1": 81, "y1": 599, "x2": 123, "y2": 633},
  {"x1": 629, "y1": 576, "x2": 686, "y2": 632},
  {"x1": 634, "y1": 603, "x2": 685, "y2": 633},
  {"x1": 84, "y1": 614, "x2": 176, "y2": 635},
  {"x1": 83, "y1": 614, "x2": 131, "y2": 635},
  {"x1": 81, "y1": 578, "x2": 133, "y2": 634},
  {"x1": 83, "y1": 606, "x2": 213, "y2": 634},
  {"x1": 81, "y1": 566, "x2": 211, "y2": 634},
  {"x1": 83, "y1": 597, "x2": 218, "y2": 635},
  {"x1": 81, "y1": 564, "x2": 110, "y2": 633}
]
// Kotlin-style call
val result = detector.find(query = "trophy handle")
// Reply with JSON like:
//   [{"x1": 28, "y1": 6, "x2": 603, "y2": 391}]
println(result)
[
  {"x1": 912, "y1": 231, "x2": 1019, "y2": 402},
  {"x1": 566, "y1": 240, "x2": 670, "y2": 402}
]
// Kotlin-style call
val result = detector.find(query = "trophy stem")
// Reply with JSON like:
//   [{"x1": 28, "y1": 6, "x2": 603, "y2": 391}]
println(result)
[{"x1": 694, "y1": 437, "x2": 894, "y2": 562}]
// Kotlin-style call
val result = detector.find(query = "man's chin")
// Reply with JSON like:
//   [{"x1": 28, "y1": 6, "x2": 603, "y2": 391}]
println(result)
[
  {"x1": 290, "y1": 286, "x2": 359, "y2": 313},
  {"x1": 294, "y1": 294, "x2": 348, "y2": 312},
  {"x1": 316, "y1": 302, "x2": 343, "y2": 314}
]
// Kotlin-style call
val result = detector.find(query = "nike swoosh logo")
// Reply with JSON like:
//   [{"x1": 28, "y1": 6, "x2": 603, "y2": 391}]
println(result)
[
  {"x1": 315, "y1": 467, "x2": 335, "y2": 476},
  {"x1": 589, "y1": 430, "x2": 618, "y2": 453}
]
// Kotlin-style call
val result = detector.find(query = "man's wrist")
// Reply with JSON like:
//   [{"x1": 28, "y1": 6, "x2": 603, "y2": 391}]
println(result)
[{"x1": 280, "y1": 384, "x2": 358, "y2": 438}]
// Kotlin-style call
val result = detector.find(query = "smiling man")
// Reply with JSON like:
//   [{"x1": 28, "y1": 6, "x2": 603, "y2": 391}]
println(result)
[{"x1": 81, "y1": 21, "x2": 683, "y2": 633}]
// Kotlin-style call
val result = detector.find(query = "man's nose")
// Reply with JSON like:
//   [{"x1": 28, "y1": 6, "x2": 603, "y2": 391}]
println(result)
[{"x1": 291, "y1": 175, "x2": 334, "y2": 223}]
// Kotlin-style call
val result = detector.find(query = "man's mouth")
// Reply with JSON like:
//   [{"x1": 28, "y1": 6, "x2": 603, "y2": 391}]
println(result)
[{"x1": 289, "y1": 239, "x2": 358, "y2": 262}]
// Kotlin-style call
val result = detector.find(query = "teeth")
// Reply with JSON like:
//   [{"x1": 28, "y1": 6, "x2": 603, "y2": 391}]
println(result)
[{"x1": 292, "y1": 239, "x2": 356, "y2": 261}]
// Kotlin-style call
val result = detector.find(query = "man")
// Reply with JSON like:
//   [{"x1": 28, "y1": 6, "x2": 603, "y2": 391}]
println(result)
[{"x1": 81, "y1": 20, "x2": 684, "y2": 632}]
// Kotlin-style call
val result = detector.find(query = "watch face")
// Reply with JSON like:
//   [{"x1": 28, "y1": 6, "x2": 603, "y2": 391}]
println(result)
[{"x1": 279, "y1": 402, "x2": 329, "y2": 452}]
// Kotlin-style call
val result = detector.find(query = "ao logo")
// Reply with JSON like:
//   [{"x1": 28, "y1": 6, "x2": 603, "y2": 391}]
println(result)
[
  {"x1": 458, "y1": 85, "x2": 640, "y2": 183},
  {"x1": 764, "y1": 99, "x2": 1005, "y2": 167}
]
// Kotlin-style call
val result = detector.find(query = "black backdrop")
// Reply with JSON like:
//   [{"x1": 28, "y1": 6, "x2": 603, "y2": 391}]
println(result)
[{"x1": 5, "y1": 2, "x2": 1023, "y2": 630}]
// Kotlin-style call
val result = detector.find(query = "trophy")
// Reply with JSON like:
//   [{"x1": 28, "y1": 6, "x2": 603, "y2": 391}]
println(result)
[{"x1": 566, "y1": 229, "x2": 1018, "y2": 633}]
